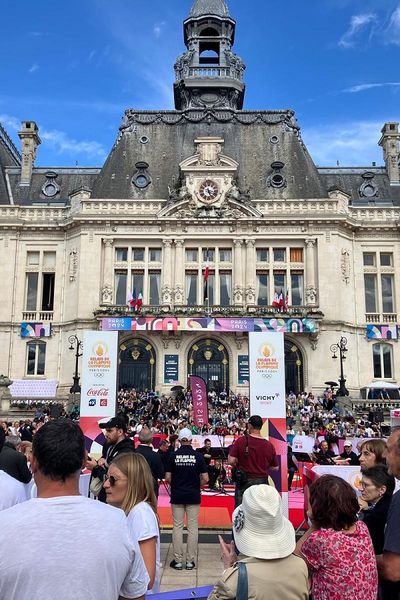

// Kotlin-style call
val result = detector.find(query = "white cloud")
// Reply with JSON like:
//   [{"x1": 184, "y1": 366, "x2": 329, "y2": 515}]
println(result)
[
  {"x1": 40, "y1": 129, "x2": 106, "y2": 160},
  {"x1": 302, "y1": 120, "x2": 387, "y2": 166},
  {"x1": 387, "y1": 5, "x2": 400, "y2": 45},
  {"x1": 29, "y1": 64, "x2": 39, "y2": 74},
  {"x1": 339, "y1": 13, "x2": 377, "y2": 48},
  {"x1": 343, "y1": 82, "x2": 400, "y2": 93},
  {"x1": 0, "y1": 114, "x2": 20, "y2": 131},
  {"x1": 153, "y1": 22, "x2": 166, "y2": 38}
]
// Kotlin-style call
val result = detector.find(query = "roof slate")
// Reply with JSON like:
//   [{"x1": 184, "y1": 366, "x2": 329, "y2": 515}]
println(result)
[{"x1": 188, "y1": 0, "x2": 230, "y2": 17}]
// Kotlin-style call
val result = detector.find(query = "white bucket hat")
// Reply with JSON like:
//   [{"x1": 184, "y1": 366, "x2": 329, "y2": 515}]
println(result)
[{"x1": 232, "y1": 485, "x2": 295, "y2": 560}]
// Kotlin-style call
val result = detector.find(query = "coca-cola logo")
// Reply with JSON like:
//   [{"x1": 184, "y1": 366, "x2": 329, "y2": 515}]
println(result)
[{"x1": 87, "y1": 388, "x2": 109, "y2": 397}]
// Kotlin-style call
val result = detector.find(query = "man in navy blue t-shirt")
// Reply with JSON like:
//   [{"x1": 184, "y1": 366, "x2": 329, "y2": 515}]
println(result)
[{"x1": 165, "y1": 428, "x2": 208, "y2": 571}]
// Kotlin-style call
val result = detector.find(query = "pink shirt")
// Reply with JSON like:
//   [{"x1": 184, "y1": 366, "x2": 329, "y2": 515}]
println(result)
[{"x1": 302, "y1": 521, "x2": 378, "y2": 600}]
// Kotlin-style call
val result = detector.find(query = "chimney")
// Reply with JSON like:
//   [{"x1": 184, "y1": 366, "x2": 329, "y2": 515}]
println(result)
[
  {"x1": 379, "y1": 122, "x2": 400, "y2": 184},
  {"x1": 18, "y1": 121, "x2": 41, "y2": 186}
]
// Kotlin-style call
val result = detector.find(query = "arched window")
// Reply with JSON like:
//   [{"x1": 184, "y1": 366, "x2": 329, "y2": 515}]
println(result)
[
  {"x1": 199, "y1": 43, "x2": 220, "y2": 65},
  {"x1": 26, "y1": 341, "x2": 46, "y2": 375},
  {"x1": 372, "y1": 343, "x2": 393, "y2": 379},
  {"x1": 199, "y1": 27, "x2": 219, "y2": 37}
]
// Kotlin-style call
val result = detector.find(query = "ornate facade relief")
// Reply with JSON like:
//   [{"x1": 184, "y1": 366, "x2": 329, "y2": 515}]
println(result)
[
  {"x1": 341, "y1": 249, "x2": 351, "y2": 284},
  {"x1": 101, "y1": 284, "x2": 113, "y2": 305},
  {"x1": 306, "y1": 286, "x2": 318, "y2": 305},
  {"x1": 69, "y1": 249, "x2": 78, "y2": 282}
]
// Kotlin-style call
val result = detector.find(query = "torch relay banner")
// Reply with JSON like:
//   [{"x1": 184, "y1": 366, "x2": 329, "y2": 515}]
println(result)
[
  {"x1": 249, "y1": 332, "x2": 288, "y2": 512},
  {"x1": 80, "y1": 331, "x2": 119, "y2": 455}
]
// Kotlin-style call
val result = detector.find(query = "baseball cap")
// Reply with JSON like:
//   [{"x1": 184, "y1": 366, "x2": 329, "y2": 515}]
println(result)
[
  {"x1": 178, "y1": 428, "x2": 193, "y2": 441},
  {"x1": 98, "y1": 415, "x2": 127, "y2": 431},
  {"x1": 344, "y1": 440, "x2": 352, "y2": 447}
]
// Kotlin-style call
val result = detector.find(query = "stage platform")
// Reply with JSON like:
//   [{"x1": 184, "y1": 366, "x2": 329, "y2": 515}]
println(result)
[{"x1": 158, "y1": 477, "x2": 305, "y2": 530}]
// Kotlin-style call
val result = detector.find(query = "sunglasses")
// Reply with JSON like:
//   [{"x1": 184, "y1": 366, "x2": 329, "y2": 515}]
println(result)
[{"x1": 104, "y1": 474, "x2": 127, "y2": 487}]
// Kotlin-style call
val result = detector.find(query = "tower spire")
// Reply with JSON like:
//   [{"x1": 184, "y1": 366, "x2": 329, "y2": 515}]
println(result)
[{"x1": 174, "y1": 1, "x2": 245, "y2": 110}]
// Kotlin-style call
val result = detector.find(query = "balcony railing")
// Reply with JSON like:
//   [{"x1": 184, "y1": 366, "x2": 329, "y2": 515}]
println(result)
[
  {"x1": 95, "y1": 304, "x2": 322, "y2": 319},
  {"x1": 22, "y1": 311, "x2": 54, "y2": 322},
  {"x1": 175, "y1": 66, "x2": 244, "y2": 82},
  {"x1": 366, "y1": 313, "x2": 397, "y2": 323}
]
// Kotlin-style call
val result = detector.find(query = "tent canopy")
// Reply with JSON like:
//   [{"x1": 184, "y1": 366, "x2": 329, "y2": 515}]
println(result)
[{"x1": 362, "y1": 381, "x2": 399, "y2": 390}]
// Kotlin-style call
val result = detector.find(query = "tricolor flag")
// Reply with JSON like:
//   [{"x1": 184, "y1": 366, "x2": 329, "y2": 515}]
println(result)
[
  {"x1": 136, "y1": 291, "x2": 143, "y2": 311},
  {"x1": 127, "y1": 289, "x2": 143, "y2": 312},
  {"x1": 203, "y1": 251, "x2": 210, "y2": 303},
  {"x1": 272, "y1": 290, "x2": 280, "y2": 308}
]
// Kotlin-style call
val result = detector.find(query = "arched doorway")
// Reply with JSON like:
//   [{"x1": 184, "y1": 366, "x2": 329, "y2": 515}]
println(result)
[
  {"x1": 188, "y1": 338, "x2": 229, "y2": 393},
  {"x1": 285, "y1": 341, "x2": 304, "y2": 394},
  {"x1": 119, "y1": 338, "x2": 156, "y2": 391}
]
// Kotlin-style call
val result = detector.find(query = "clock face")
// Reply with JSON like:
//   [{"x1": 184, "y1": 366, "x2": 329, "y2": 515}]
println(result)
[{"x1": 199, "y1": 180, "x2": 219, "y2": 203}]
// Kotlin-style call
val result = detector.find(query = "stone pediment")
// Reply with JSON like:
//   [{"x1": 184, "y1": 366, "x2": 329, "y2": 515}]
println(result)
[{"x1": 158, "y1": 196, "x2": 262, "y2": 219}]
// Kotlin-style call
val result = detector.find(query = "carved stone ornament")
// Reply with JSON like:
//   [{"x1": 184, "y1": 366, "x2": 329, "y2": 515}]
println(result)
[
  {"x1": 234, "y1": 334, "x2": 244, "y2": 350},
  {"x1": 306, "y1": 286, "x2": 317, "y2": 305},
  {"x1": 245, "y1": 285, "x2": 256, "y2": 304},
  {"x1": 101, "y1": 284, "x2": 113, "y2": 305},
  {"x1": 341, "y1": 249, "x2": 351, "y2": 284},
  {"x1": 161, "y1": 336, "x2": 170, "y2": 350},
  {"x1": 162, "y1": 285, "x2": 173, "y2": 304},
  {"x1": 309, "y1": 332, "x2": 320, "y2": 351},
  {"x1": 69, "y1": 249, "x2": 78, "y2": 282},
  {"x1": 174, "y1": 285, "x2": 184, "y2": 304},
  {"x1": 234, "y1": 286, "x2": 244, "y2": 303}
]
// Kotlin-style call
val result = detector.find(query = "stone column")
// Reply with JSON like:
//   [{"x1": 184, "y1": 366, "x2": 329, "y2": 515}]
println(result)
[
  {"x1": 305, "y1": 238, "x2": 317, "y2": 306},
  {"x1": 0, "y1": 375, "x2": 12, "y2": 414},
  {"x1": 245, "y1": 239, "x2": 256, "y2": 306},
  {"x1": 233, "y1": 239, "x2": 244, "y2": 306},
  {"x1": 174, "y1": 240, "x2": 184, "y2": 305},
  {"x1": 162, "y1": 239, "x2": 173, "y2": 305},
  {"x1": 101, "y1": 238, "x2": 114, "y2": 305}
]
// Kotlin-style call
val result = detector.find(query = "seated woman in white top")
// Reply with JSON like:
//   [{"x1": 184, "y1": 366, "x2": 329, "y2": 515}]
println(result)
[{"x1": 104, "y1": 453, "x2": 160, "y2": 594}]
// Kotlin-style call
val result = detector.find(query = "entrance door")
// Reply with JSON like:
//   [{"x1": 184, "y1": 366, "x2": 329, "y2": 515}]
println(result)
[
  {"x1": 285, "y1": 341, "x2": 304, "y2": 394},
  {"x1": 188, "y1": 339, "x2": 229, "y2": 393},
  {"x1": 119, "y1": 338, "x2": 156, "y2": 391}
]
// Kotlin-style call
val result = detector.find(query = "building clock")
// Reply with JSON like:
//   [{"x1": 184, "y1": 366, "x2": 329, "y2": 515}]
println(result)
[{"x1": 199, "y1": 179, "x2": 219, "y2": 203}]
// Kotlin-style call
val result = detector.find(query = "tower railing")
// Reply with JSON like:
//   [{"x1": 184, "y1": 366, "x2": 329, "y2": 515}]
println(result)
[{"x1": 176, "y1": 66, "x2": 243, "y2": 82}]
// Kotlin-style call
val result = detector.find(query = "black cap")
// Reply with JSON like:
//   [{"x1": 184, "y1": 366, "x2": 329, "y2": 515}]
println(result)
[
  {"x1": 248, "y1": 415, "x2": 263, "y2": 430},
  {"x1": 98, "y1": 415, "x2": 127, "y2": 431}
]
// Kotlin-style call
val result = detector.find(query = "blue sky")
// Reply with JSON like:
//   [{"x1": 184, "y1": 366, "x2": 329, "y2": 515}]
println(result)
[{"x1": 0, "y1": 0, "x2": 399, "y2": 167}]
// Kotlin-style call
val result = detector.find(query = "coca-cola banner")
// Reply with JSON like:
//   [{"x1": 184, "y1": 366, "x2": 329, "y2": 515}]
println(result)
[
  {"x1": 190, "y1": 375, "x2": 209, "y2": 428},
  {"x1": 80, "y1": 331, "x2": 119, "y2": 418}
]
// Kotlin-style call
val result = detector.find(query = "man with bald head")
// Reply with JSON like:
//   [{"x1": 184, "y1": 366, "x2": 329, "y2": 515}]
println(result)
[{"x1": 377, "y1": 428, "x2": 400, "y2": 598}]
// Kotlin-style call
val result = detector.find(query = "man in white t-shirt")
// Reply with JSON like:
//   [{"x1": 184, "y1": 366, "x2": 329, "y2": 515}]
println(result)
[
  {"x1": 0, "y1": 419, "x2": 149, "y2": 600},
  {"x1": 0, "y1": 470, "x2": 28, "y2": 510}
]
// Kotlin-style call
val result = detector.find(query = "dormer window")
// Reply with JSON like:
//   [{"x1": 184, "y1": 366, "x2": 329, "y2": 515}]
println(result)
[{"x1": 41, "y1": 172, "x2": 60, "y2": 198}]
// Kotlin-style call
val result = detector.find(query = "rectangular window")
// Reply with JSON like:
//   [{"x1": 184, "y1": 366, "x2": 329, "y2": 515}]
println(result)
[
  {"x1": 202, "y1": 249, "x2": 215, "y2": 262},
  {"x1": 274, "y1": 272, "x2": 286, "y2": 292},
  {"x1": 41, "y1": 273, "x2": 55, "y2": 311},
  {"x1": 186, "y1": 249, "x2": 198, "y2": 262},
  {"x1": 256, "y1": 274, "x2": 269, "y2": 306},
  {"x1": 27, "y1": 342, "x2": 46, "y2": 376},
  {"x1": 207, "y1": 273, "x2": 215, "y2": 305},
  {"x1": 115, "y1": 271, "x2": 127, "y2": 305},
  {"x1": 363, "y1": 253, "x2": 376, "y2": 267},
  {"x1": 26, "y1": 273, "x2": 38, "y2": 311},
  {"x1": 381, "y1": 275, "x2": 395, "y2": 313},
  {"x1": 273, "y1": 248, "x2": 286, "y2": 262},
  {"x1": 186, "y1": 272, "x2": 198, "y2": 305},
  {"x1": 131, "y1": 272, "x2": 144, "y2": 297},
  {"x1": 380, "y1": 253, "x2": 393, "y2": 267},
  {"x1": 149, "y1": 248, "x2": 161, "y2": 262},
  {"x1": 132, "y1": 248, "x2": 145, "y2": 262},
  {"x1": 219, "y1": 272, "x2": 232, "y2": 306},
  {"x1": 290, "y1": 248, "x2": 303, "y2": 263},
  {"x1": 256, "y1": 249, "x2": 269, "y2": 262},
  {"x1": 373, "y1": 344, "x2": 392, "y2": 379},
  {"x1": 364, "y1": 274, "x2": 377, "y2": 313},
  {"x1": 43, "y1": 251, "x2": 56, "y2": 269},
  {"x1": 149, "y1": 272, "x2": 160, "y2": 305},
  {"x1": 219, "y1": 249, "x2": 232, "y2": 262},
  {"x1": 115, "y1": 248, "x2": 128, "y2": 262},
  {"x1": 27, "y1": 251, "x2": 40, "y2": 266},
  {"x1": 291, "y1": 272, "x2": 304, "y2": 306}
]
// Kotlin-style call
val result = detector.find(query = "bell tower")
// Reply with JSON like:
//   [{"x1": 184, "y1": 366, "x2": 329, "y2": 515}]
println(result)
[{"x1": 174, "y1": 0, "x2": 246, "y2": 110}]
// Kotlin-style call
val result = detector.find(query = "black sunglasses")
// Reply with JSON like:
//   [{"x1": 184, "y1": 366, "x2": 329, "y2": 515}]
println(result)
[{"x1": 104, "y1": 475, "x2": 118, "y2": 487}]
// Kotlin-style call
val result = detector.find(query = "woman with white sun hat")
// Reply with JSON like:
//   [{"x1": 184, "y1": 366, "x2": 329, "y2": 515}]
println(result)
[{"x1": 207, "y1": 484, "x2": 309, "y2": 599}]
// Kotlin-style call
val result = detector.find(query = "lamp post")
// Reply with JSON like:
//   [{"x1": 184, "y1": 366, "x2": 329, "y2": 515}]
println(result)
[
  {"x1": 330, "y1": 336, "x2": 349, "y2": 397},
  {"x1": 68, "y1": 334, "x2": 83, "y2": 394}
]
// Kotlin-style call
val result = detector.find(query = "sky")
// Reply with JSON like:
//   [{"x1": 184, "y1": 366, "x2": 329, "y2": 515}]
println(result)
[{"x1": 0, "y1": 0, "x2": 399, "y2": 167}]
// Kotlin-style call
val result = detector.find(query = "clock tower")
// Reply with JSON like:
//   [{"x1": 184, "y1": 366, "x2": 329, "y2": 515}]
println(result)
[{"x1": 174, "y1": 0, "x2": 246, "y2": 110}]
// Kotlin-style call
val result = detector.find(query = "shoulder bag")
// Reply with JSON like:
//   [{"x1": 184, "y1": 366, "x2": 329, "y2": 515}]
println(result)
[
  {"x1": 231, "y1": 435, "x2": 249, "y2": 486},
  {"x1": 236, "y1": 562, "x2": 248, "y2": 600}
]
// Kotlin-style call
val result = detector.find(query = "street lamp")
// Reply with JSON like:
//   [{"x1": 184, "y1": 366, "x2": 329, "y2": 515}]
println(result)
[
  {"x1": 68, "y1": 334, "x2": 83, "y2": 394},
  {"x1": 330, "y1": 336, "x2": 349, "y2": 397}
]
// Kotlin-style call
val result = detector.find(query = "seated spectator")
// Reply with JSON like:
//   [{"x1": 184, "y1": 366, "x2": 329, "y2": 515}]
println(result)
[
  {"x1": 313, "y1": 440, "x2": 336, "y2": 465},
  {"x1": 296, "y1": 474, "x2": 378, "y2": 600},
  {"x1": 333, "y1": 440, "x2": 359, "y2": 465},
  {"x1": 208, "y1": 485, "x2": 309, "y2": 599},
  {"x1": 105, "y1": 452, "x2": 160, "y2": 594},
  {"x1": 358, "y1": 465, "x2": 395, "y2": 554},
  {"x1": 359, "y1": 439, "x2": 387, "y2": 471}
]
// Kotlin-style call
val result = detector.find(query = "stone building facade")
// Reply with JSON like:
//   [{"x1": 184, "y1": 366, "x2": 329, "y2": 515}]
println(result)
[{"x1": 0, "y1": 0, "x2": 399, "y2": 401}]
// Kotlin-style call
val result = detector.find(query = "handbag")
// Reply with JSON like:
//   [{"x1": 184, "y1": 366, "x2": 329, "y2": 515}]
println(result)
[
  {"x1": 236, "y1": 562, "x2": 248, "y2": 600},
  {"x1": 89, "y1": 465, "x2": 107, "y2": 497},
  {"x1": 231, "y1": 435, "x2": 249, "y2": 486}
]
